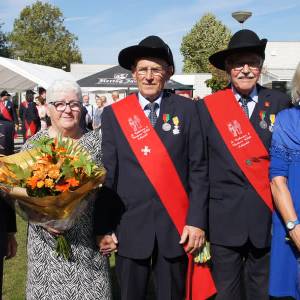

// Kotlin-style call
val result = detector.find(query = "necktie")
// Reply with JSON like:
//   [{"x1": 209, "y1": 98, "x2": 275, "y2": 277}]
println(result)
[
  {"x1": 145, "y1": 102, "x2": 158, "y2": 127},
  {"x1": 239, "y1": 96, "x2": 250, "y2": 118}
]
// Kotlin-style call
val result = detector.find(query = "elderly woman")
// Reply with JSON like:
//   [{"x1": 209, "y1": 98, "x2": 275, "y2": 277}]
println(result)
[
  {"x1": 24, "y1": 80, "x2": 112, "y2": 299},
  {"x1": 269, "y1": 64, "x2": 299, "y2": 299}
]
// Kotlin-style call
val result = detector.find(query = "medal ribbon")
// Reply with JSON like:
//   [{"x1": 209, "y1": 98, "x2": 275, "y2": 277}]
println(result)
[
  {"x1": 163, "y1": 113, "x2": 170, "y2": 123},
  {"x1": 111, "y1": 94, "x2": 216, "y2": 300},
  {"x1": 269, "y1": 114, "x2": 275, "y2": 126},
  {"x1": 172, "y1": 116, "x2": 179, "y2": 126},
  {"x1": 204, "y1": 89, "x2": 273, "y2": 211},
  {"x1": 259, "y1": 111, "x2": 266, "y2": 121}
]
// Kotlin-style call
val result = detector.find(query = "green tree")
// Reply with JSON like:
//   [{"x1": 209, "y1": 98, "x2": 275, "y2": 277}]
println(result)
[
  {"x1": 9, "y1": 1, "x2": 82, "y2": 71},
  {"x1": 0, "y1": 23, "x2": 11, "y2": 58},
  {"x1": 180, "y1": 13, "x2": 231, "y2": 91}
]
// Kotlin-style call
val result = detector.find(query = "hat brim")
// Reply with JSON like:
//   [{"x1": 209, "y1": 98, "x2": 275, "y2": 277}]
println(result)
[
  {"x1": 118, "y1": 45, "x2": 173, "y2": 70},
  {"x1": 209, "y1": 42, "x2": 267, "y2": 71}
]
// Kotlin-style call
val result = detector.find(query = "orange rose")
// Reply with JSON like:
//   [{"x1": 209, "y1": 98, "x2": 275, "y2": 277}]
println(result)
[{"x1": 27, "y1": 176, "x2": 39, "y2": 189}]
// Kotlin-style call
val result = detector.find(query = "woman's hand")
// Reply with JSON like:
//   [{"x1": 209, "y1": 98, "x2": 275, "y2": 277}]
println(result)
[{"x1": 289, "y1": 225, "x2": 300, "y2": 251}]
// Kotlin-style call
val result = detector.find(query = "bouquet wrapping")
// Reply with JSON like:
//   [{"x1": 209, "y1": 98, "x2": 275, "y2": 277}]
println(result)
[{"x1": 0, "y1": 136, "x2": 106, "y2": 259}]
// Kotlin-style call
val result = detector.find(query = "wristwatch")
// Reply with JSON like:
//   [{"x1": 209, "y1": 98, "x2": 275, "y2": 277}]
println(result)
[{"x1": 286, "y1": 219, "x2": 300, "y2": 231}]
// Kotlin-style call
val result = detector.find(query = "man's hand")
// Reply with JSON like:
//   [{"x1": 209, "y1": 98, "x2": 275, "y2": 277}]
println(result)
[
  {"x1": 179, "y1": 225, "x2": 205, "y2": 254},
  {"x1": 96, "y1": 233, "x2": 118, "y2": 256},
  {"x1": 5, "y1": 233, "x2": 17, "y2": 259},
  {"x1": 289, "y1": 225, "x2": 300, "y2": 251}
]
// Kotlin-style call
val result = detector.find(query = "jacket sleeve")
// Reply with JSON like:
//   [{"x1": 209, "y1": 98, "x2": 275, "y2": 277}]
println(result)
[
  {"x1": 12, "y1": 103, "x2": 18, "y2": 125},
  {"x1": 94, "y1": 107, "x2": 123, "y2": 235},
  {"x1": 93, "y1": 186, "x2": 124, "y2": 235},
  {"x1": 1, "y1": 195, "x2": 17, "y2": 233},
  {"x1": 186, "y1": 101, "x2": 209, "y2": 231}
]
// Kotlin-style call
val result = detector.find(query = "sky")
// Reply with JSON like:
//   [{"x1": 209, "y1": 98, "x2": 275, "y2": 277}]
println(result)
[{"x1": 0, "y1": 0, "x2": 300, "y2": 73}]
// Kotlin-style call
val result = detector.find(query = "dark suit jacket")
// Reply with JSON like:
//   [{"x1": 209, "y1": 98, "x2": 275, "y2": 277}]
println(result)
[
  {"x1": 19, "y1": 101, "x2": 41, "y2": 137},
  {"x1": 0, "y1": 100, "x2": 18, "y2": 155},
  {"x1": 197, "y1": 85, "x2": 291, "y2": 248},
  {"x1": 0, "y1": 197, "x2": 16, "y2": 258},
  {"x1": 97, "y1": 92, "x2": 208, "y2": 259}
]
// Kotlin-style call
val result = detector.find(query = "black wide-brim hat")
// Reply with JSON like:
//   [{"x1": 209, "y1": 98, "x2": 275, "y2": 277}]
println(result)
[
  {"x1": 0, "y1": 90, "x2": 11, "y2": 97},
  {"x1": 118, "y1": 35, "x2": 175, "y2": 73},
  {"x1": 209, "y1": 29, "x2": 267, "y2": 70}
]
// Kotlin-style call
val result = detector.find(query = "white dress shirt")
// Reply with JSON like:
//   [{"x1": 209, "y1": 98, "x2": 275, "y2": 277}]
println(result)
[
  {"x1": 232, "y1": 86, "x2": 258, "y2": 118},
  {"x1": 138, "y1": 92, "x2": 162, "y2": 118}
]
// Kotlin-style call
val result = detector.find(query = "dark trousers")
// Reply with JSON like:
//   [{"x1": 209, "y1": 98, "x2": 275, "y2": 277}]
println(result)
[
  {"x1": 0, "y1": 258, "x2": 3, "y2": 300},
  {"x1": 211, "y1": 241, "x2": 270, "y2": 300},
  {"x1": 116, "y1": 241, "x2": 188, "y2": 300}
]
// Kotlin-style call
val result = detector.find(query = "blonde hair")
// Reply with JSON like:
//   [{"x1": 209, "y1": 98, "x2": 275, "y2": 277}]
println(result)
[{"x1": 291, "y1": 62, "x2": 300, "y2": 103}]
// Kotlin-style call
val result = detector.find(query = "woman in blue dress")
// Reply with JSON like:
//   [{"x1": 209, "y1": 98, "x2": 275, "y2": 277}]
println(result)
[{"x1": 269, "y1": 64, "x2": 300, "y2": 299}]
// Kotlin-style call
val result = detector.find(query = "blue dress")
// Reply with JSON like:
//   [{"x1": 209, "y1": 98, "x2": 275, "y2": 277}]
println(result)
[{"x1": 269, "y1": 106, "x2": 300, "y2": 299}]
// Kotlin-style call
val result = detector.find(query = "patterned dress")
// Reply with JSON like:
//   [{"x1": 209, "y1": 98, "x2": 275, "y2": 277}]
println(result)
[{"x1": 24, "y1": 130, "x2": 112, "y2": 300}]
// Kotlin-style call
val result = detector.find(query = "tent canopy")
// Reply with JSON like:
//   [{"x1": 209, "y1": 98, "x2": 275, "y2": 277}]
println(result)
[
  {"x1": 0, "y1": 57, "x2": 75, "y2": 91},
  {"x1": 77, "y1": 65, "x2": 193, "y2": 90}
]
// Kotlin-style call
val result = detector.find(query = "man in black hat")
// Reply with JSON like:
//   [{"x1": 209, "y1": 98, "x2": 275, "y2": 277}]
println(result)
[
  {"x1": 197, "y1": 29, "x2": 291, "y2": 299},
  {"x1": 19, "y1": 89, "x2": 41, "y2": 142},
  {"x1": 95, "y1": 36, "x2": 213, "y2": 299}
]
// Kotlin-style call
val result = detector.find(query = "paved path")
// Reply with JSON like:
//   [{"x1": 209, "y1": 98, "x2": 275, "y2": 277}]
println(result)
[{"x1": 14, "y1": 134, "x2": 24, "y2": 153}]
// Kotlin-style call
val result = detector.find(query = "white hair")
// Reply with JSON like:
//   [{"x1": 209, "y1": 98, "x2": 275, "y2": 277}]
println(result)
[
  {"x1": 291, "y1": 62, "x2": 300, "y2": 104},
  {"x1": 46, "y1": 80, "x2": 82, "y2": 103}
]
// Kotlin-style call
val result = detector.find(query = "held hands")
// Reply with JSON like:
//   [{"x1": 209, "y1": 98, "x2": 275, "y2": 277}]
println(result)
[
  {"x1": 97, "y1": 233, "x2": 118, "y2": 256},
  {"x1": 289, "y1": 225, "x2": 300, "y2": 251},
  {"x1": 179, "y1": 225, "x2": 205, "y2": 254},
  {"x1": 44, "y1": 226, "x2": 62, "y2": 235},
  {"x1": 5, "y1": 233, "x2": 17, "y2": 259}
]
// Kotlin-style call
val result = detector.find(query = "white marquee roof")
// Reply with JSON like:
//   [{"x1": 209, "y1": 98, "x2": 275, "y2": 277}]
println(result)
[{"x1": 0, "y1": 57, "x2": 75, "y2": 91}]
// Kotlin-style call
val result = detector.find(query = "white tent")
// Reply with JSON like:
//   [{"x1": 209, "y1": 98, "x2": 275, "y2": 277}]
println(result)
[{"x1": 0, "y1": 57, "x2": 75, "y2": 91}]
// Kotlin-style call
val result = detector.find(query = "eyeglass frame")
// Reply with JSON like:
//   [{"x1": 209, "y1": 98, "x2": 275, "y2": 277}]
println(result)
[
  {"x1": 135, "y1": 66, "x2": 168, "y2": 77},
  {"x1": 49, "y1": 100, "x2": 82, "y2": 112},
  {"x1": 225, "y1": 54, "x2": 263, "y2": 72}
]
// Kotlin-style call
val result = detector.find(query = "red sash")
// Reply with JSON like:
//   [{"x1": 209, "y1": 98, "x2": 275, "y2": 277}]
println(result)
[
  {"x1": 24, "y1": 120, "x2": 37, "y2": 139},
  {"x1": 111, "y1": 94, "x2": 216, "y2": 300},
  {"x1": 204, "y1": 89, "x2": 273, "y2": 211},
  {"x1": 0, "y1": 101, "x2": 13, "y2": 122}
]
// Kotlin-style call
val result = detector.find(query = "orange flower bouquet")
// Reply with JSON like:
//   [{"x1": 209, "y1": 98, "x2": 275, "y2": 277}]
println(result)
[{"x1": 0, "y1": 136, "x2": 106, "y2": 260}]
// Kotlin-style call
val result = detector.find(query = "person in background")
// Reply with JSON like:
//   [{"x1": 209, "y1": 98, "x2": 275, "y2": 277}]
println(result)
[
  {"x1": 93, "y1": 95, "x2": 106, "y2": 131},
  {"x1": 269, "y1": 62, "x2": 300, "y2": 300},
  {"x1": 0, "y1": 90, "x2": 18, "y2": 154},
  {"x1": 197, "y1": 29, "x2": 291, "y2": 300},
  {"x1": 82, "y1": 95, "x2": 94, "y2": 130},
  {"x1": 35, "y1": 87, "x2": 49, "y2": 130},
  {"x1": 111, "y1": 91, "x2": 120, "y2": 103},
  {"x1": 19, "y1": 90, "x2": 41, "y2": 142}
]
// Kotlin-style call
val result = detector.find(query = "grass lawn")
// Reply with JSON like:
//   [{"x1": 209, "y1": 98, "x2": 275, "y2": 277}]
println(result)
[{"x1": 2, "y1": 217, "x2": 154, "y2": 300}]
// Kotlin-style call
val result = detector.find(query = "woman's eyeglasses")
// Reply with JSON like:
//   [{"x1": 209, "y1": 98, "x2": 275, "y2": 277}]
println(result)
[{"x1": 49, "y1": 101, "x2": 82, "y2": 112}]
